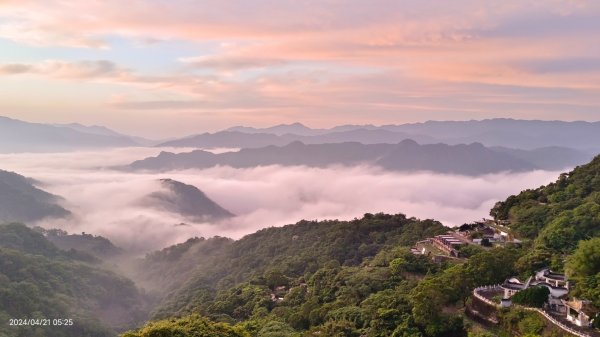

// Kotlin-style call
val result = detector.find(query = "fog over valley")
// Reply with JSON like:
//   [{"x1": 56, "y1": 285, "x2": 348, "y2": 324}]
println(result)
[
  {"x1": 3, "y1": 1, "x2": 600, "y2": 334},
  {"x1": 0, "y1": 147, "x2": 562, "y2": 252}
]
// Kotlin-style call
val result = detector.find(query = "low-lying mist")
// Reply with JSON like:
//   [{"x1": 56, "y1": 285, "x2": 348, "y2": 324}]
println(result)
[{"x1": 0, "y1": 148, "x2": 561, "y2": 253}]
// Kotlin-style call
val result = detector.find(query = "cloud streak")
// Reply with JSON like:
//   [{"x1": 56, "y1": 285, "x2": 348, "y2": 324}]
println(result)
[
  {"x1": 0, "y1": 60, "x2": 127, "y2": 79},
  {"x1": 179, "y1": 56, "x2": 287, "y2": 71}
]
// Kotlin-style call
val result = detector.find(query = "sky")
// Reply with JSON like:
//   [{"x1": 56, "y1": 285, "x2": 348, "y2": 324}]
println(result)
[{"x1": 1, "y1": 0, "x2": 600, "y2": 137}]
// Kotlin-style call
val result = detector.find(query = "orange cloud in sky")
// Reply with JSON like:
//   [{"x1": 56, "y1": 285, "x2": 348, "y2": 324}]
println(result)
[{"x1": 0, "y1": 0, "x2": 599, "y2": 136}]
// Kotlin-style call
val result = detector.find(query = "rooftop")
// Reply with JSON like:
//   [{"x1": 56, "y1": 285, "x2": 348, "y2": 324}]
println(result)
[
  {"x1": 501, "y1": 281, "x2": 526, "y2": 291},
  {"x1": 542, "y1": 270, "x2": 566, "y2": 281}
]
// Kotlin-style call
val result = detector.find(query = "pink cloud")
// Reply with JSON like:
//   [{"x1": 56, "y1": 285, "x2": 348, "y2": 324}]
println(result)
[
  {"x1": 1, "y1": 0, "x2": 595, "y2": 48},
  {"x1": 1, "y1": 0, "x2": 599, "y2": 134}
]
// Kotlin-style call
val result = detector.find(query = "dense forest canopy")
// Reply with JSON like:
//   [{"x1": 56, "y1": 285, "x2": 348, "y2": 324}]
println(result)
[
  {"x1": 125, "y1": 214, "x2": 529, "y2": 337},
  {"x1": 144, "y1": 213, "x2": 448, "y2": 319}
]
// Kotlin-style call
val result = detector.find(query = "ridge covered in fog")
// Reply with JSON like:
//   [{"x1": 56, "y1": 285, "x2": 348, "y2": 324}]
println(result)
[{"x1": 127, "y1": 140, "x2": 591, "y2": 175}]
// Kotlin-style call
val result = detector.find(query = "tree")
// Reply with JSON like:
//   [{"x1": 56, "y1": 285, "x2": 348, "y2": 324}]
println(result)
[
  {"x1": 511, "y1": 287, "x2": 550, "y2": 308},
  {"x1": 264, "y1": 269, "x2": 289, "y2": 289},
  {"x1": 517, "y1": 313, "x2": 544, "y2": 336},
  {"x1": 467, "y1": 332, "x2": 495, "y2": 337},
  {"x1": 305, "y1": 320, "x2": 361, "y2": 337},
  {"x1": 256, "y1": 321, "x2": 299, "y2": 337},
  {"x1": 120, "y1": 315, "x2": 251, "y2": 337},
  {"x1": 566, "y1": 237, "x2": 600, "y2": 278},
  {"x1": 464, "y1": 248, "x2": 520, "y2": 287},
  {"x1": 410, "y1": 278, "x2": 448, "y2": 327},
  {"x1": 565, "y1": 237, "x2": 600, "y2": 307}
]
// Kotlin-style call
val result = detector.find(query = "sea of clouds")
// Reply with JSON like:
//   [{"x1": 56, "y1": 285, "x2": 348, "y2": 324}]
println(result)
[{"x1": 0, "y1": 147, "x2": 562, "y2": 253}]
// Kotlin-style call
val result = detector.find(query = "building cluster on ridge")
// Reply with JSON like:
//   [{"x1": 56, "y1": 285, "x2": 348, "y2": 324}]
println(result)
[
  {"x1": 500, "y1": 268, "x2": 598, "y2": 328},
  {"x1": 410, "y1": 218, "x2": 521, "y2": 260},
  {"x1": 410, "y1": 217, "x2": 599, "y2": 332}
]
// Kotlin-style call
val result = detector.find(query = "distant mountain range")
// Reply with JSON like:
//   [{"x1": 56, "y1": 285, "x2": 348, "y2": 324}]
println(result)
[
  {"x1": 225, "y1": 122, "x2": 377, "y2": 136},
  {"x1": 383, "y1": 119, "x2": 600, "y2": 152},
  {"x1": 53, "y1": 122, "x2": 159, "y2": 146},
  {"x1": 0, "y1": 116, "x2": 140, "y2": 152},
  {"x1": 157, "y1": 129, "x2": 436, "y2": 148},
  {"x1": 489, "y1": 146, "x2": 593, "y2": 171},
  {"x1": 0, "y1": 169, "x2": 70, "y2": 223},
  {"x1": 0, "y1": 116, "x2": 173, "y2": 152},
  {"x1": 3, "y1": 116, "x2": 600, "y2": 154},
  {"x1": 160, "y1": 119, "x2": 600, "y2": 154},
  {"x1": 143, "y1": 179, "x2": 234, "y2": 222},
  {"x1": 126, "y1": 140, "x2": 592, "y2": 175}
]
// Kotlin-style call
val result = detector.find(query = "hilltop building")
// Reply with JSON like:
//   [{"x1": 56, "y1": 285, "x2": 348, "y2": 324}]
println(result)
[
  {"x1": 456, "y1": 221, "x2": 520, "y2": 246},
  {"x1": 431, "y1": 234, "x2": 465, "y2": 257},
  {"x1": 500, "y1": 269, "x2": 570, "y2": 313},
  {"x1": 536, "y1": 269, "x2": 569, "y2": 289},
  {"x1": 475, "y1": 265, "x2": 599, "y2": 334}
]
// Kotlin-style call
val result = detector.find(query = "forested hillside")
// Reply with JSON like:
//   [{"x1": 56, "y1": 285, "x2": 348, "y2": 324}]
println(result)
[
  {"x1": 124, "y1": 214, "x2": 528, "y2": 336},
  {"x1": 491, "y1": 155, "x2": 600, "y2": 308},
  {"x1": 491, "y1": 155, "x2": 600, "y2": 248},
  {"x1": 140, "y1": 214, "x2": 447, "y2": 318},
  {"x1": 143, "y1": 179, "x2": 234, "y2": 222},
  {"x1": 0, "y1": 170, "x2": 70, "y2": 223},
  {"x1": 0, "y1": 223, "x2": 148, "y2": 337},
  {"x1": 123, "y1": 156, "x2": 600, "y2": 337},
  {"x1": 35, "y1": 227, "x2": 122, "y2": 259}
]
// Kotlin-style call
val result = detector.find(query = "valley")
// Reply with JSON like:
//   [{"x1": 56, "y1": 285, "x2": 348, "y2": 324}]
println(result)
[
  {"x1": 2, "y1": 2, "x2": 600, "y2": 335},
  {"x1": 1, "y1": 118, "x2": 599, "y2": 337}
]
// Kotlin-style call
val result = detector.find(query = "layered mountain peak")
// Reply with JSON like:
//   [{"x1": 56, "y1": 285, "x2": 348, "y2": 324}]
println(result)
[
  {"x1": 0, "y1": 169, "x2": 70, "y2": 223},
  {"x1": 143, "y1": 179, "x2": 234, "y2": 222}
]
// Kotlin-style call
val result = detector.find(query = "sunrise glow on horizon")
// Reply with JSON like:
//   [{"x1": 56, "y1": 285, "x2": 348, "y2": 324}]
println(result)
[{"x1": 1, "y1": 0, "x2": 599, "y2": 137}]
